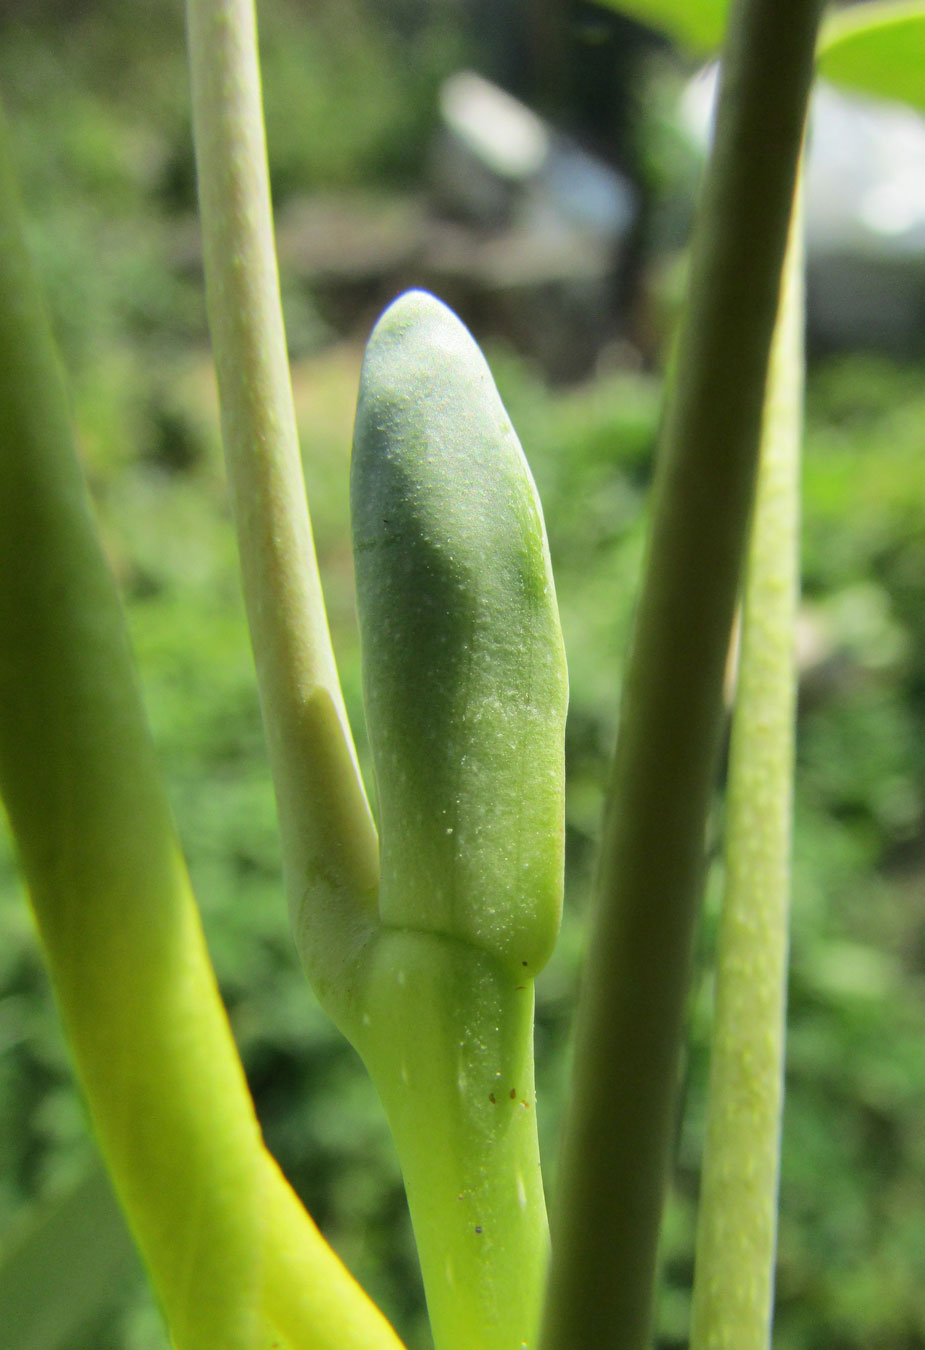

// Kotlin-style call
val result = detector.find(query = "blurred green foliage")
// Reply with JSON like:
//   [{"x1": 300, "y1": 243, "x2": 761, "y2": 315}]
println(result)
[{"x1": 1, "y1": 3, "x2": 925, "y2": 1348}]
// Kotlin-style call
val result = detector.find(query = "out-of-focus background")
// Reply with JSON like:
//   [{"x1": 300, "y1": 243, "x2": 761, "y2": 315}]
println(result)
[{"x1": 2, "y1": 1, "x2": 925, "y2": 1346}]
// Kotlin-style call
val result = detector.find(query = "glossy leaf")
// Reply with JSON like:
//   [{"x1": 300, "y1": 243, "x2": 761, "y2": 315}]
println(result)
[
  {"x1": 592, "y1": 0, "x2": 730, "y2": 52},
  {"x1": 819, "y1": 1, "x2": 925, "y2": 113}
]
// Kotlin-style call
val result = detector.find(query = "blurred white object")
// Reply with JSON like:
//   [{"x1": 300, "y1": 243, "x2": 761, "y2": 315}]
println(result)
[
  {"x1": 430, "y1": 70, "x2": 639, "y2": 377},
  {"x1": 440, "y1": 71, "x2": 548, "y2": 181},
  {"x1": 679, "y1": 63, "x2": 925, "y2": 348},
  {"x1": 435, "y1": 69, "x2": 636, "y2": 246}
]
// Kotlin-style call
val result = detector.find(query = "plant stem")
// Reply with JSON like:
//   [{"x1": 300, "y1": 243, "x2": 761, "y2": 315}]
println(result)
[
  {"x1": 186, "y1": 13, "x2": 557, "y2": 1342},
  {"x1": 539, "y1": 2, "x2": 822, "y2": 1346},
  {"x1": 260, "y1": 1152, "x2": 406, "y2": 1350},
  {"x1": 0, "y1": 94, "x2": 261, "y2": 1350},
  {"x1": 185, "y1": 0, "x2": 379, "y2": 1007},
  {"x1": 0, "y1": 78, "x2": 403, "y2": 1350},
  {"x1": 689, "y1": 177, "x2": 804, "y2": 1350},
  {"x1": 358, "y1": 933, "x2": 549, "y2": 1350}
]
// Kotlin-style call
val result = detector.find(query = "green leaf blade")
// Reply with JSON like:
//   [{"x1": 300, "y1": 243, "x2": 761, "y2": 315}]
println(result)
[
  {"x1": 819, "y1": 1, "x2": 925, "y2": 113},
  {"x1": 591, "y1": 0, "x2": 730, "y2": 52}
]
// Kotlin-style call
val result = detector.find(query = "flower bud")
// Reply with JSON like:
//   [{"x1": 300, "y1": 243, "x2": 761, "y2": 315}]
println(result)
[{"x1": 351, "y1": 291, "x2": 567, "y2": 975}]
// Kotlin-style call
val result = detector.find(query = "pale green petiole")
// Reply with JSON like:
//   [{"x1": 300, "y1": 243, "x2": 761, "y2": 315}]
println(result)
[
  {"x1": 185, "y1": 0, "x2": 564, "y2": 1344},
  {"x1": 689, "y1": 177, "x2": 805, "y2": 1350},
  {"x1": 185, "y1": 0, "x2": 379, "y2": 1009}
]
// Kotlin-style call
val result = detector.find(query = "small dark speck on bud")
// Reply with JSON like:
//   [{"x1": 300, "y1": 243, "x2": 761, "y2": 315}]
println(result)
[
  {"x1": 475, "y1": 1225, "x2": 483, "y2": 1234},
  {"x1": 509, "y1": 1088, "x2": 516, "y2": 1099}
]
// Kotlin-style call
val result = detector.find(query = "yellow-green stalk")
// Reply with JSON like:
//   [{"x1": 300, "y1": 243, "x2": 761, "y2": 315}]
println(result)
[{"x1": 0, "y1": 73, "x2": 402, "y2": 1350}]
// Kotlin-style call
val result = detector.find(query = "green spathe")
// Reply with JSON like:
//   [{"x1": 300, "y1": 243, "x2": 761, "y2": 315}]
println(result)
[{"x1": 352, "y1": 289, "x2": 567, "y2": 976}]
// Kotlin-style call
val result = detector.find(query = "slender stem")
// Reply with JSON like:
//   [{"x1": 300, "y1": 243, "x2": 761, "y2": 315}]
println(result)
[
  {"x1": 689, "y1": 177, "x2": 804, "y2": 1350},
  {"x1": 185, "y1": 0, "x2": 379, "y2": 1006},
  {"x1": 539, "y1": 2, "x2": 822, "y2": 1347},
  {"x1": 186, "y1": 13, "x2": 557, "y2": 1342}
]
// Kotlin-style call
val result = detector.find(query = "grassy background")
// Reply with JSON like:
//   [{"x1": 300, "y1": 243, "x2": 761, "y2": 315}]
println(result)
[{"x1": 1, "y1": 2, "x2": 925, "y2": 1347}]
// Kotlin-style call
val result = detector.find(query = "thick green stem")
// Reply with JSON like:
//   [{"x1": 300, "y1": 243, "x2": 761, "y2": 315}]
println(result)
[
  {"x1": 357, "y1": 934, "x2": 548, "y2": 1350},
  {"x1": 185, "y1": 0, "x2": 379, "y2": 1008},
  {"x1": 0, "y1": 95, "x2": 262, "y2": 1350},
  {"x1": 0, "y1": 74, "x2": 403, "y2": 1350},
  {"x1": 539, "y1": 2, "x2": 822, "y2": 1347},
  {"x1": 689, "y1": 180, "x2": 804, "y2": 1350},
  {"x1": 259, "y1": 1152, "x2": 405, "y2": 1350}
]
